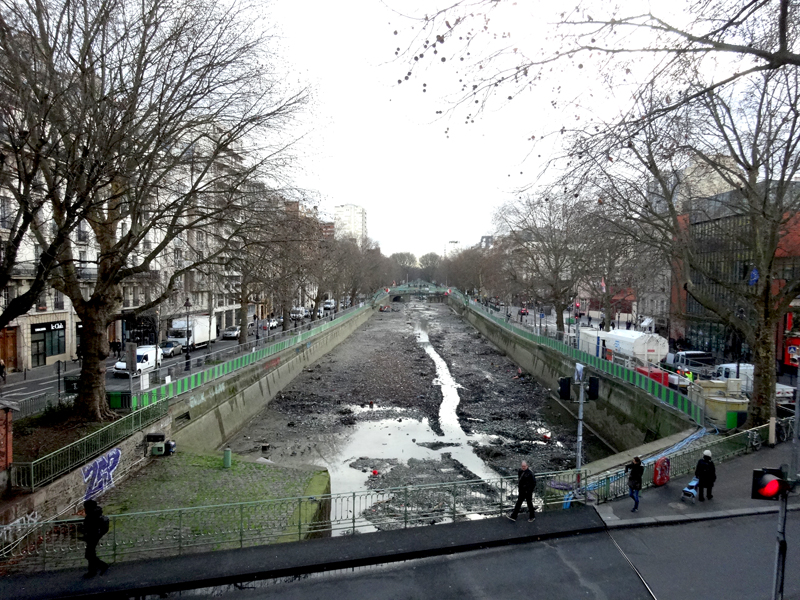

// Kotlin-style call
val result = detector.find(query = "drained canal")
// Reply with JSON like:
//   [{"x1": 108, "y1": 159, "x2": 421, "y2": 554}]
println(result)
[{"x1": 228, "y1": 301, "x2": 610, "y2": 499}]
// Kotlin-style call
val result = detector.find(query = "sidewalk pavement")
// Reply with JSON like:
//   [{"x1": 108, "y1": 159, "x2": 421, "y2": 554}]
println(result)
[
  {"x1": 595, "y1": 438, "x2": 799, "y2": 528},
  {"x1": 2, "y1": 441, "x2": 798, "y2": 600}
]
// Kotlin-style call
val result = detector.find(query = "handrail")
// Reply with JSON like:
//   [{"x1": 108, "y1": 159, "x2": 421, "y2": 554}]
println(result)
[
  {"x1": 10, "y1": 302, "x2": 376, "y2": 491},
  {"x1": 0, "y1": 469, "x2": 586, "y2": 573}
]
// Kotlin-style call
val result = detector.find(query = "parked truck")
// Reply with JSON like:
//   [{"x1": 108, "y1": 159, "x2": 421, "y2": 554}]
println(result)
[
  {"x1": 579, "y1": 328, "x2": 669, "y2": 365},
  {"x1": 662, "y1": 351, "x2": 716, "y2": 378},
  {"x1": 167, "y1": 315, "x2": 216, "y2": 351}
]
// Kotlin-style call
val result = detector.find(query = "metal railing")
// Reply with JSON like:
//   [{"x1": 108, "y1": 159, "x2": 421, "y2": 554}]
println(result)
[
  {"x1": 10, "y1": 303, "x2": 375, "y2": 491},
  {"x1": 16, "y1": 392, "x2": 77, "y2": 420},
  {"x1": 10, "y1": 400, "x2": 169, "y2": 491},
  {"x1": 0, "y1": 469, "x2": 585, "y2": 574},
  {"x1": 449, "y1": 291, "x2": 705, "y2": 426},
  {"x1": 588, "y1": 417, "x2": 791, "y2": 503}
]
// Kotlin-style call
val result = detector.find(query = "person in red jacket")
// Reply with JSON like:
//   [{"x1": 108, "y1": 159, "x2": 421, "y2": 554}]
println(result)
[{"x1": 507, "y1": 461, "x2": 537, "y2": 522}]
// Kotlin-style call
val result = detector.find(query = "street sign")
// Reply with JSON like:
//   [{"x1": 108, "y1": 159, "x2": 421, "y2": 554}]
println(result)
[{"x1": 540, "y1": 313, "x2": 545, "y2": 319}]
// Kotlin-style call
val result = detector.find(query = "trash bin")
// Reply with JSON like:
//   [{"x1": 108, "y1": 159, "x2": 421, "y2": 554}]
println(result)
[{"x1": 64, "y1": 376, "x2": 80, "y2": 394}]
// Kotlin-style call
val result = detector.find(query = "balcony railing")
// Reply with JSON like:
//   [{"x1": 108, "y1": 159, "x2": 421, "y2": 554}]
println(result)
[
  {"x1": 77, "y1": 267, "x2": 97, "y2": 280},
  {"x1": 11, "y1": 265, "x2": 37, "y2": 277}
]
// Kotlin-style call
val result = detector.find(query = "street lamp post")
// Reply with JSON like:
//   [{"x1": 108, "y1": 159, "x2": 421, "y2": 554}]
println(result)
[{"x1": 184, "y1": 297, "x2": 192, "y2": 371}]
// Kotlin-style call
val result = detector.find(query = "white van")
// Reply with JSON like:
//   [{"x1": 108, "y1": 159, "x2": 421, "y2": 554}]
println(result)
[
  {"x1": 113, "y1": 345, "x2": 163, "y2": 377},
  {"x1": 290, "y1": 307, "x2": 305, "y2": 321}
]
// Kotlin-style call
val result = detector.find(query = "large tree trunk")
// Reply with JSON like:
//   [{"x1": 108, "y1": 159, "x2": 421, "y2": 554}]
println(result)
[
  {"x1": 238, "y1": 299, "x2": 249, "y2": 345},
  {"x1": 555, "y1": 301, "x2": 566, "y2": 333},
  {"x1": 74, "y1": 303, "x2": 117, "y2": 421},
  {"x1": 746, "y1": 320, "x2": 776, "y2": 428}
]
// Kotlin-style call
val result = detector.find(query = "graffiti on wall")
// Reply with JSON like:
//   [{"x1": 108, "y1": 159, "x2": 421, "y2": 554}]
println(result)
[
  {"x1": 82, "y1": 448, "x2": 122, "y2": 500},
  {"x1": 0, "y1": 511, "x2": 40, "y2": 542}
]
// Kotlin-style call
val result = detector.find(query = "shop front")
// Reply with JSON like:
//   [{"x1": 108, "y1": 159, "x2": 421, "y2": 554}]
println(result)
[{"x1": 30, "y1": 320, "x2": 66, "y2": 368}]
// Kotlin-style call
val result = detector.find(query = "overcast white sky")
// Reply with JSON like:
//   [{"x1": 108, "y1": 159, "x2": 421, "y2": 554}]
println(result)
[{"x1": 269, "y1": 0, "x2": 568, "y2": 259}]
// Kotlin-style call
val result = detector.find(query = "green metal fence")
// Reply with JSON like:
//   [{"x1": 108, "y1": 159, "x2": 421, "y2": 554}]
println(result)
[
  {"x1": 10, "y1": 303, "x2": 377, "y2": 492},
  {"x1": 10, "y1": 401, "x2": 169, "y2": 491},
  {"x1": 0, "y1": 469, "x2": 585, "y2": 574},
  {"x1": 449, "y1": 291, "x2": 704, "y2": 426}
]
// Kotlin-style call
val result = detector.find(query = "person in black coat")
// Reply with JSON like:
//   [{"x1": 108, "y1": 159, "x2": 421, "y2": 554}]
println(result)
[
  {"x1": 83, "y1": 499, "x2": 109, "y2": 577},
  {"x1": 625, "y1": 456, "x2": 644, "y2": 512},
  {"x1": 507, "y1": 461, "x2": 536, "y2": 522},
  {"x1": 695, "y1": 450, "x2": 716, "y2": 501}
]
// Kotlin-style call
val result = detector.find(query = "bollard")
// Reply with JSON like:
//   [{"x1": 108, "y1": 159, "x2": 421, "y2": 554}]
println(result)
[{"x1": 223, "y1": 446, "x2": 232, "y2": 468}]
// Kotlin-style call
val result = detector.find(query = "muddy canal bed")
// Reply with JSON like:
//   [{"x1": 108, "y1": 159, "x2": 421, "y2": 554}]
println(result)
[{"x1": 227, "y1": 301, "x2": 609, "y2": 497}]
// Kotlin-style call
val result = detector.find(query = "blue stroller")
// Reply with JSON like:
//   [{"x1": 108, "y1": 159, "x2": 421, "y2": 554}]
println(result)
[{"x1": 681, "y1": 477, "x2": 699, "y2": 503}]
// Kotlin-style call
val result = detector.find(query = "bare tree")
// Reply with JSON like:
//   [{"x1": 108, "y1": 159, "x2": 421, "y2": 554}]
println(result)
[
  {"x1": 419, "y1": 252, "x2": 442, "y2": 283},
  {"x1": 0, "y1": 0, "x2": 306, "y2": 420},
  {"x1": 564, "y1": 70, "x2": 800, "y2": 426},
  {"x1": 399, "y1": 1, "x2": 800, "y2": 122},
  {"x1": 495, "y1": 194, "x2": 587, "y2": 332}
]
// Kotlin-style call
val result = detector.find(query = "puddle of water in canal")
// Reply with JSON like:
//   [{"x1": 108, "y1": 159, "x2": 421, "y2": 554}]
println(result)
[{"x1": 323, "y1": 319, "x2": 500, "y2": 498}]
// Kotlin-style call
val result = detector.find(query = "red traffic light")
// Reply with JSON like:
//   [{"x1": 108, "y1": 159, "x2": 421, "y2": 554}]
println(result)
[{"x1": 751, "y1": 468, "x2": 789, "y2": 500}]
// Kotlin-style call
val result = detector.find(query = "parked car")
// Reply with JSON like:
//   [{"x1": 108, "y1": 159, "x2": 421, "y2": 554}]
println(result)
[
  {"x1": 113, "y1": 345, "x2": 163, "y2": 377},
  {"x1": 247, "y1": 322, "x2": 255, "y2": 336},
  {"x1": 323, "y1": 299, "x2": 336, "y2": 310},
  {"x1": 268, "y1": 318, "x2": 279, "y2": 329},
  {"x1": 222, "y1": 325, "x2": 241, "y2": 340},
  {"x1": 159, "y1": 340, "x2": 183, "y2": 357},
  {"x1": 290, "y1": 307, "x2": 305, "y2": 321},
  {"x1": 303, "y1": 307, "x2": 311, "y2": 318}
]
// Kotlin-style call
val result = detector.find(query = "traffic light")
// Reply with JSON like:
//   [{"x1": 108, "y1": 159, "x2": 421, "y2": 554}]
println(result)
[
  {"x1": 575, "y1": 301, "x2": 580, "y2": 308},
  {"x1": 558, "y1": 377, "x2": 571, "y2": 400},
  {"x1": 751, "y1": 468, "x2": 789, "y2": 500}
]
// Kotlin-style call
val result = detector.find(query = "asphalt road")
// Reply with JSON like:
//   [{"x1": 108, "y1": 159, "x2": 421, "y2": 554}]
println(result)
[{"x1": 176, "y1": 514, "x2": 800, "y2": 600}]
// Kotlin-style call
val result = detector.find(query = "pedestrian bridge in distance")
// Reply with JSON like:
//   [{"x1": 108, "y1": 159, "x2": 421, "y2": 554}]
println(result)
[{"x1": 387, "y1": 282, "x2": 450, "y2": 304}]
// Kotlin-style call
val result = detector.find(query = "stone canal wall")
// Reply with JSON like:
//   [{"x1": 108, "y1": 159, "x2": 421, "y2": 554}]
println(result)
[
  {"x1": 454, "y1": 301, "x2": 693, "y2": 451},
  {"x1": 170, "y1": 307, "x2": 377, "y2": 452}
]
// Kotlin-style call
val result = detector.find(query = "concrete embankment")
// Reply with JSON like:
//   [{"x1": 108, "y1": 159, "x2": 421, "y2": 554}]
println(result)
[
  {"x1": 451, "y1": 299, "x2": 694, "y2": 452},
  {"x1": 170, "y1": 307, "x2": 376, "y2": 452}
]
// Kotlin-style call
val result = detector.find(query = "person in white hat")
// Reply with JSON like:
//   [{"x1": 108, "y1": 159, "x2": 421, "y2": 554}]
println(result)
[{"x1": 694, "y1": 450, "x2": 716, "y2": 501}]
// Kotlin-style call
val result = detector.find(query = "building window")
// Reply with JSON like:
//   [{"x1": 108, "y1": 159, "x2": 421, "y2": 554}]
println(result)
[{"x1": 54, "y1": 290, "x2": 64, "y2": 310}]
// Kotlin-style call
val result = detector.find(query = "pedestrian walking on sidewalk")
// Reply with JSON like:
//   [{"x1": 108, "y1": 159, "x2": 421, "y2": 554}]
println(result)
[
  {"x1": 0, "y1": 358, "x2": 5, "y2": 383},
  {"x1": 695, "y1": 450, "x2": 716, "y2": 501},
  {"x1": 82, "y1": 499, "x2": 109, "y2": 577},
  {"x1": 507, "y1": 461, "x2": 536, "y2": 522},
  {"x1": 625, "y1": 456, "x2": 644, "y2": 512}
]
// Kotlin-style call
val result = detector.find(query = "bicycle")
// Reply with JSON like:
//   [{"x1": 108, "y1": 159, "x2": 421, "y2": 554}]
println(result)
[
  {"x1": 775, "y1": 419, "x2": 795, "y2": 444},
  {"x1": 746, "y1": 429, "x2": 762, "y2": 452}
]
